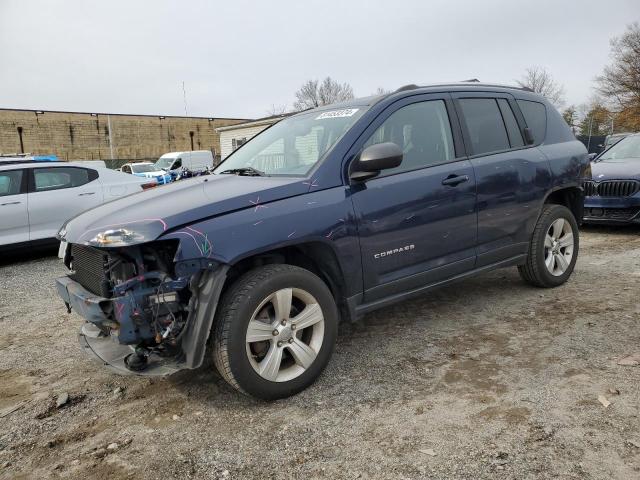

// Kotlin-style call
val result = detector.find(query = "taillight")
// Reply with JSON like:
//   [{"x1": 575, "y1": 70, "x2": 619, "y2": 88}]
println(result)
[{"x1": 141, "y1": 182, "x2": 157, "y2": 190}]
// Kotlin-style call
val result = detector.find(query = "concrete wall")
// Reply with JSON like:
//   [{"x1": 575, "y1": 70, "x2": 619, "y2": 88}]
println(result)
[{"x1": 0, "y1": 109, "x2": 248, "y2": 163}]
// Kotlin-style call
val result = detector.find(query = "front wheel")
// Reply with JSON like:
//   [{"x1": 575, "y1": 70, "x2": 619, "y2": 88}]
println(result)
[
  {"x1": 212, "y1": 264, "x2": 338, "y2": 400},
  {"x1": 518, "y1": 204, "x2": 579, "y2": 288}
]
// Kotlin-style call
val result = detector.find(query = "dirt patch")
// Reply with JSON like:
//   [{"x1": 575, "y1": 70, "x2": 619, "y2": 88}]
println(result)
[{"x1": 1, "y1": 227, "x2": 640, "y2": 479}]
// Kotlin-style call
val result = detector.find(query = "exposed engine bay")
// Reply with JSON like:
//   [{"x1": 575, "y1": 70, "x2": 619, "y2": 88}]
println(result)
[{"x1": 60, "y1": 240, "x2": 196, "y2": 372}]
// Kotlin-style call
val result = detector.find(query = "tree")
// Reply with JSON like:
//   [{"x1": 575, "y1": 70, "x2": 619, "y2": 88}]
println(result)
[
  {"x1": 266, "y1": 104, "x2": 288, "y2": 116},
  {"x1": 596, "y1": 23, "x2": 640, "y2": 132},
  {"x1": 516, "y1": 66, "x2": 565, "y2": 107},
  {"x1": 372, "y1": 87, "x2": 391, "y2": 96},
  {"x1": 577, "y1": 102, "x2": 611, "y2": 137},
  {"x1": 562, "y1": 105, "x2": 578, "y2": 133},
  {"x1": 293, "y1": 77, "x2": 354, "y2": 111}
]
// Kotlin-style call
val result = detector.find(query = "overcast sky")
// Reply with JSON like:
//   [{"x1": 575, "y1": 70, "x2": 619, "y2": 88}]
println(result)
[{"x1": 0, "y1": 0, "x2": 637, "y2": 119}]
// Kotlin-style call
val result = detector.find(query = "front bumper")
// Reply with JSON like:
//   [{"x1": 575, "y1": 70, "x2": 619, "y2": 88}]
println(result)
[
  {"x1": 56, "y1": 265, "x2": 229, "y2": 375},
  {"x1": 56, "y1": 276, "x2": 181, "y2": 376},
  {"x1": 583, "y1": 195, "x2": 640, "y2": 224}
]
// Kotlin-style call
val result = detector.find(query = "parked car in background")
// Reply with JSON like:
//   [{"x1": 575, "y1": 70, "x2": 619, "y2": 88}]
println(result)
[
  {"x1": 604, "y1": 132, "x2": 634, "y2": 150},
  {"x1": 584, "y1": 133, "x2": 640, "y2": 224},
  {"x1": 55, "y1": 83, "x2": 589, "y2": 400},
  {"x1": 120, "y1": 162, "x2": 170, "y2": 185},
  {"x1": 153, "y1": 150, "x2": 214, "y2": 175},
  {"x1": 0, "y1": 159, "x2": 156, "y2": 249}
]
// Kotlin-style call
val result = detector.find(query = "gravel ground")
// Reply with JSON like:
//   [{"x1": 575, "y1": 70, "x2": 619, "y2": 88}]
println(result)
[{"x1": 1, "y1": 226, "x2": 639, "y2": 480}]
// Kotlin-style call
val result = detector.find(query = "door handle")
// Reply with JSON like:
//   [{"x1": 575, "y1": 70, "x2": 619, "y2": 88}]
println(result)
[
  {"x1": 441, "y1": 174, "x2": 469, "y2": 187},
  {"x1": 0, "y1": 201, "x2": 21, "y2": 206},
  {"x1": 78, "y1": 192, "x2": 96, "y2": 196}
]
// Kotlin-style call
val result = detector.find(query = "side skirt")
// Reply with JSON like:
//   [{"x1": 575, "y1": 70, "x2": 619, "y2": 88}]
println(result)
[{"x1": 347, "y1": 254, "x2": 526, "y2": 319}]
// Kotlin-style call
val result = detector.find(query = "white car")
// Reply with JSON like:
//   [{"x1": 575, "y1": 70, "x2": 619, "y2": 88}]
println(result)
[
  {"x1": 120, "y1": 162, "x2": 171, "y2": 185},
  {"x1": 0, "y1": 160, "x2": 155, "y2": 249}
]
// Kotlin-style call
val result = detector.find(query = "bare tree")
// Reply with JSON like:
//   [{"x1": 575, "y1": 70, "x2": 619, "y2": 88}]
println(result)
[
  {"x1": 516, "y1": 66, "x2": 565, "y2": 107},
  {"x1": 372, "y1": 87, "x2": 391, "y2": 96},
  {"x1": 596, "y1": 22, "x2": 640, "y2": 131},
  {"x1": 293, "y1": 77, "x2": 354, "y2": 111},
  {"x1": 266, "y1": 104, "x2": 288, "y2": 116}
]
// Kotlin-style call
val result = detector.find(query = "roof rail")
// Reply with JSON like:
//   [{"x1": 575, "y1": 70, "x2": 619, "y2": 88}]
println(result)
[
  {"x1": 394, "y1": 82, "x2": 536, "y2": 93},
  {"x1": 0, "y1": 159, "x2": 63, "y2": 166},
  {"x1": 394, "y1": 84, "x2": 419, "y2": 93},
  {"x1": 0, "y1": 153, "x2": 32, "y2": 157}
]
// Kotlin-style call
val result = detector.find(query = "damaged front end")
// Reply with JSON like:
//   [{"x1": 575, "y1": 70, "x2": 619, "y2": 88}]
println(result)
[{"x1": 56, "y1": 240, "x2": 227, "y2": 376}]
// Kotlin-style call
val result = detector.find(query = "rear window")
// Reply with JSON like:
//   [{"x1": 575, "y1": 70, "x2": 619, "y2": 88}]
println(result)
[
  {"x1": 33, "y1": 167, "x2": 95, "y2": 192},
  {"x1": 459, "y1": 98, "x2": 510, "y2": 155},
  {"x1": 517, "y1": 100, "x2": 547, "y2": 144},
  {"x1": 0, "y1": 170, "x2": 23, "y2": 196}
]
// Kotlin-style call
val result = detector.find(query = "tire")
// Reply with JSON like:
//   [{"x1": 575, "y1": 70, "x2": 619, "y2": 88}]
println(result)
[
  {"x1": 518, "y1": 204, "x2": 579, "y2": 288},
  {"x1": 212, "y1": 264, "x2": 338, "y2": 400}
]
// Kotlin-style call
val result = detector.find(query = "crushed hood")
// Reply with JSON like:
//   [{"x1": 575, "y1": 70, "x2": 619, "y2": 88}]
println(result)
[{"x1": 62, "y1": 174, "x2": 307, "y2": 245}]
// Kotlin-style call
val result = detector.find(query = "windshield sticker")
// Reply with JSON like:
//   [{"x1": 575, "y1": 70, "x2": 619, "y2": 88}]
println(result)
[{"x1": 315, "y1": 108, "x2": 359, "y2": 120}]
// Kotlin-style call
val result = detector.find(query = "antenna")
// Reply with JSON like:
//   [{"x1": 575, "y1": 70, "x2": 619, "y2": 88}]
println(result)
[{"x1": 182, "y1": 81, "x2": 189, "y2": 117}]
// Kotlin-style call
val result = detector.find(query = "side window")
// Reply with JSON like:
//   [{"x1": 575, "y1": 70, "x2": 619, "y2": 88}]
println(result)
[
  {"x1": 122, "y1": 165, "x2": 131, "y2": 174},
  {"x1": 517, "y1": 100, "x2": 547, "y2": 144},
  {"x1": 33, "y1": 167, "x2": 92, "y2": 192},
  {"x1": 363, "y1": 100, "x2": 455, "y2": 175},
  {"x1": 497, "y1": 99, "x2": 524, "y2": 148},
  {"x1": 173, "y1": 158, "x2": 182, "y2": 169},
  {"x1": 459, "y1": 98, "x2": 510, "y2": 155},
  {"x1": 0, "y1": 170, "x2": 24, "y2": 197}
]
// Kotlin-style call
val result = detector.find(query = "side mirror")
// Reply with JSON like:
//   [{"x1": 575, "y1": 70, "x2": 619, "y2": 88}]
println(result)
[
  {"x1": 350, "y1": 142, "x2": 403, "y2": 181},
  {"x1": 523, "y1": 127, "x2": 535, "y2": 145}
]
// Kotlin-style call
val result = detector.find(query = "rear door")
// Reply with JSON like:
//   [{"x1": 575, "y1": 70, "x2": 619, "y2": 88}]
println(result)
[
  {"x1": 453, "y1": 92, "x2": 551, "y2": 266},
  {"x1": 0, "y1": 168, "x2": 29, "y2": 245},
  {"x1": 27, "y1": 166, "x2": 103, "y2": 240},
  {"x1": 348, "y1": 94, "x2": 478, "y2": 302}
]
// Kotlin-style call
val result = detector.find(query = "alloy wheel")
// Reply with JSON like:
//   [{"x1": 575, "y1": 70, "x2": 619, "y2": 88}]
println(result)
[
  {"x1": 544, "y1": 218, "x2": 574, "y2": 276},
  {"x1": 245, "y1": 288, "x2": 325, "y2": 382}
]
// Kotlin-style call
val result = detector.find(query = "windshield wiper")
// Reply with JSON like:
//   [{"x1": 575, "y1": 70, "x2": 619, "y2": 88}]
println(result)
[{"x1": 218, "y1": 167, "x2": 265, "y2": 176}]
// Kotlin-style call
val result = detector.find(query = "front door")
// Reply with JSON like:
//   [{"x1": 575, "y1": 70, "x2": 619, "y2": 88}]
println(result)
[{"x1": 348, "y1": 95, "x2": 477, "y2": 302}]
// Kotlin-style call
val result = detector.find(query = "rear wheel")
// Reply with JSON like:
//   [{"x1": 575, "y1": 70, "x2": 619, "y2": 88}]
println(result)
[
  {"x1": 212, "y1": 264, "x2": 338, "y2": 400},
  {"x1": 518, "y1": 204, "x2": 579, "y2": 288}
]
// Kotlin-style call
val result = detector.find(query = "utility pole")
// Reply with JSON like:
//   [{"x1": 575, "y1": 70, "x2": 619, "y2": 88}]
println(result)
[{"x1": 107, "y1": 115, "x2": 115, "y2": 160}]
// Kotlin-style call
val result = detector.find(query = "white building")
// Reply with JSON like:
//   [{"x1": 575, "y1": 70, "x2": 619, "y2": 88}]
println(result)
[{"x1": 216, "y1": 114, "x2": 290, "y2": 160}]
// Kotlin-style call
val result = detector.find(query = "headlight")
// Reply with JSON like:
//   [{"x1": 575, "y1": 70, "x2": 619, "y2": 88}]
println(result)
[
  {"x1": 56, "y1": 224, "x2": 67, "y2": 240},
  {"x1": 89, "y1": 228, "x2": 144, "y2": 247}
]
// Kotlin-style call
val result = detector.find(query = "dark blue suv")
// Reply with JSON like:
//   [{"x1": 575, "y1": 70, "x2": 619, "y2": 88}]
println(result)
[{"x1": 55, "y1": 83, "x2": 590, "y2": 399}]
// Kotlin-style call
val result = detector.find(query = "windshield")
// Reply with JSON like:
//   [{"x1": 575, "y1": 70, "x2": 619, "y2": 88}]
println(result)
[
  {"x1": 154, "y1": 157, "x2": 176, "y2": 170},
  {"x1": 131, "y1": 163, "x2": 155, "y2": 173},
  {"x1": 214, "y1": 107, "x2": 367, "y2": 176},
  {"x1": 599, "y1": 135, "x2": 640, "y2": 162}
]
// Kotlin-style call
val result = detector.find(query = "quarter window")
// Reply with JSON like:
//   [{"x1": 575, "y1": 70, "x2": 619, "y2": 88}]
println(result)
[
  {"x1": 459, "y1": 98, "x2": 510, "y2": 155},
  {"x1": 33, "y1": 167, "x2": 94, "y2": 192},
  {"x1": 517, "y1": 100, "x2": 546, "y2": 144},
  {"x1": 363, "y1": 100, "x2": 455, "y2": 175},
  {"x1": 0, "y1": 170, "x2": 23, "y2": 197},
  {"x1": 497, "y1": 99, "x2": 524, "y2": 148}
]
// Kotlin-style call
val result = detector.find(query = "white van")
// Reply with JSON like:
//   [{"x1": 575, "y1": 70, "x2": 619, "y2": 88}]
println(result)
[{"x1": 153, "y1": 150, "x2": 214, "y2": 173}]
